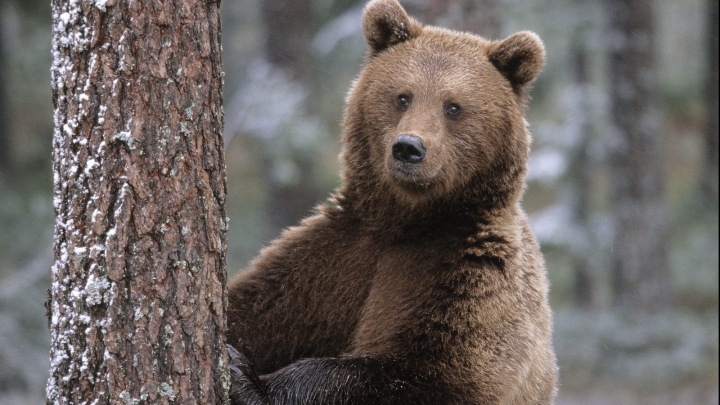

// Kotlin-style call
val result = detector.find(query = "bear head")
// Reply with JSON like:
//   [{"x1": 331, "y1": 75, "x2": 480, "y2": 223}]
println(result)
[{"x1": 339, "y1": 0, "x2": 545, "y2": 220}]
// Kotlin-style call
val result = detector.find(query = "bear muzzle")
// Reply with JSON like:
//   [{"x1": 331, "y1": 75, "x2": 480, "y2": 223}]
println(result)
[{"x1": 391, "y1": 134, "x2": 426, "y2": 164}]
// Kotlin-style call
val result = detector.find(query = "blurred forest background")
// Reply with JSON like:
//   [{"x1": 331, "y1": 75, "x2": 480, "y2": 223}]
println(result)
[{"x1": 0, "y1": 0, "x2": 717, "y2": 403}]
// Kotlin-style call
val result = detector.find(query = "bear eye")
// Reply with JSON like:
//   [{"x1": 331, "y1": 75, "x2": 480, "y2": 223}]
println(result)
[
  {"x1": 396, "y1": 95, "x2": 411, "y2": 110},
  {"x1": 444, "y1": 103, "x2": 461, "y2": 118}
]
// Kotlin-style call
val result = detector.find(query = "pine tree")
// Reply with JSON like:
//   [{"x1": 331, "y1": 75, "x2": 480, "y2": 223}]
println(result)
[
  {"x1": 47, "y1": 0, "x2": 229, "y2": 403},
  {"x1": 606, "y1": 0, "x2": 672, "y2": 311}
]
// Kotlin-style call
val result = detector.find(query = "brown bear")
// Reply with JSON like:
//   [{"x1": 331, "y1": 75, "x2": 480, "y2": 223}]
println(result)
[{"x1": 226, "y1": 0, "x2": 558, "y2": 403}]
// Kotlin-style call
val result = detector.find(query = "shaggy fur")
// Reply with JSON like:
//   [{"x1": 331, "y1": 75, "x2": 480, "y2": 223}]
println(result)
[{"x1": 227, "y1": 0, "x2": 557, "y2": 403}]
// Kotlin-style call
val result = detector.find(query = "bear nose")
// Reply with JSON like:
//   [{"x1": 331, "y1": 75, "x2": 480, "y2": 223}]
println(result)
[{"x1": 392, "y1": 134, "x2": 426, "y2": 164}]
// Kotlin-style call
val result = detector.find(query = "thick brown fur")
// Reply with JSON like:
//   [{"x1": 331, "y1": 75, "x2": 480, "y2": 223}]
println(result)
[{"x1": 227, "y1": 0, "x2": 557, "y2": 403}]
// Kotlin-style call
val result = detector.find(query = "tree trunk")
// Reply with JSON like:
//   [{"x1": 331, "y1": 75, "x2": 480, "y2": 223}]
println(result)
[
  {"x1": 569, "y1": 19, "x2": 595, "y2": 308},
  {"x1": 47, "y1": 0, "x2": 229, "y2": 404},
  {"x1": 409, "y1": 0, "x2": 503, "y2": 39},
  {"x1": 261, "y1": 0, "x2": 312, "y2": 79},
  {"x1": 703, "y1": 0, "x2": 719, "y2": 206},
  {"x1": 605, "y1": 0, "x2": 672, "y2": 312},
  {"x1": 0, "y1": 12, "x2": 12, "y2": 176}
]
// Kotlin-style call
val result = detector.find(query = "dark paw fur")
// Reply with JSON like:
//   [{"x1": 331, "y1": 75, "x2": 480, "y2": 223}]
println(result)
[{"x1": 227, "y1": 344, "x2": 267, "y2": 405}]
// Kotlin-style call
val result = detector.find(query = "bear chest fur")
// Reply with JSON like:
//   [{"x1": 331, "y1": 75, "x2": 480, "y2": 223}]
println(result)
[{"x1": 350, "y1": 226, "x2": 516, "y2": 359}]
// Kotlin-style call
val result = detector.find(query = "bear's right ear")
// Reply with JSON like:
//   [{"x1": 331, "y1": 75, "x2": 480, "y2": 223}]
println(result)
[
  {"x1": 488, "y1": 31, "x2": 545, "y2": 92},
  {"x1": 362, "y1": 0, "x2": 421, "y2": 55}
]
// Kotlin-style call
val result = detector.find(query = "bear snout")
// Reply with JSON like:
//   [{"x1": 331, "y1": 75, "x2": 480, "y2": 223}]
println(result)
[{"x1": 391, "y1": 134, "x2": 426, "y2": 164}]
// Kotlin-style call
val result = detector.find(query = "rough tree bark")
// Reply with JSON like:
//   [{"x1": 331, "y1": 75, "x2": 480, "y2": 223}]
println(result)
[
  {"x1": 47, "y1": 0, "x2": 229, "y2": 403},
  {"x1": 605, "y1": 0, "x2": 672, "y2": 312}
]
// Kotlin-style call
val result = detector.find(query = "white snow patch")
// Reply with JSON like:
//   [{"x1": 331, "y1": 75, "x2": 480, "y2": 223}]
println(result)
[
  {"x1": 70, "y1": 288, "x2": 83, "y2": 299},
  {"x1": 85, "y1": 274, "x2": 110, "y2": 306},
  {"x1": 114, "y1": 131, "x2": 136, "y2": 149},
  {"x1": 94, "y1": 0, "x2": 108, "y2": 12},
  {"x1": 85, "y1": 158, "x2": 99, "y2": 175},
  {"x1": 91, "y1": 210, "x2": 105, "y2": 225}
]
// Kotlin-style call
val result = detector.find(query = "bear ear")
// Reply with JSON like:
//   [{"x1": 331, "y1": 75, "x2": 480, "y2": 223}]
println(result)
[
  {"x1": 488, "y1": 31, "x2": 545, "y2": 91},
  {"x1": 362, "y1": 0, "x2": 422, "y2": 55}
]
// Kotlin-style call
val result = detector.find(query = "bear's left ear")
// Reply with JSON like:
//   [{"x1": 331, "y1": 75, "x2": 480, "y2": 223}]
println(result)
[
  {"x1": 362, "y1": 0, "x2": 422, "y2": 55},
  {"x1": 488, "y1": 31, "x2": 545, "y2": 91}
]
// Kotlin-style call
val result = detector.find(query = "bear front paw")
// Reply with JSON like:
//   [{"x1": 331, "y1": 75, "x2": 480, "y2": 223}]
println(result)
[{"x1": 227, "y1": 344, "x2": 267, "y2": 405}]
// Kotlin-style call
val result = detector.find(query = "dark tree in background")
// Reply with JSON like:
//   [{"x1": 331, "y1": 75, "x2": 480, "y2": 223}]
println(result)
[
  {"x1": 605, "y1": 0, "x2": 671, "y2": 312},
  {"x1": 262, "y1": 0, "x2": 312, "y2": 78},
  {"x1": 0, "y1": 0, "x2": 54, "y2": 178},
  {"x1": 260, "y1": 0, "x2": 321, "y2": 240},
  {"x1": 0, "y1": 8, "x2": 12, "y2": 176},
  {"x1": 407, "y1": 0, "x2": 503, "y2": 39},
  {"x1": 567, "y1": 2, "x2": 596, "y2": 308},
  {"x1": 47, "y1": 0, "x2": 229, "y2": 403},
  {"x1": 703, "y1": 0, "x2": 719, "y2": 206}
]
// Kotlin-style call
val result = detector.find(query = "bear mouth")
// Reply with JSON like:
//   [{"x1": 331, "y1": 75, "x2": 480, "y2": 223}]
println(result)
[{"x1": 387, "y1": 160, "x2": 440, "y2": 191}]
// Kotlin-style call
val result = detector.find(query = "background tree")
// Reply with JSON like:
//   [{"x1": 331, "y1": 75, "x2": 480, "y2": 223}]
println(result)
[
  {"x1": 259, "y1": 0, "x2": 321, "y2": 240},
  {"x1": 0, "y1": 20, "x2": 11, "y2": 176},
  {"x1": 566, "y1": 2, "x2": 596, "y2": 308},
  {"x1": 46, "y1": 0, "x2": 228, "y2": 403},
  {"x1": 405, "y1": 0, "x2": 502, "y2": 39},
  {"x1": 703, "y1": 0, "x2": 718, "y2": 206},
  {"x1": 0, "y1": 0, "x2": 53, "y2": 180},
  {"x1": 605, "y1": 0, "x2": 671, "y2": 312}
]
